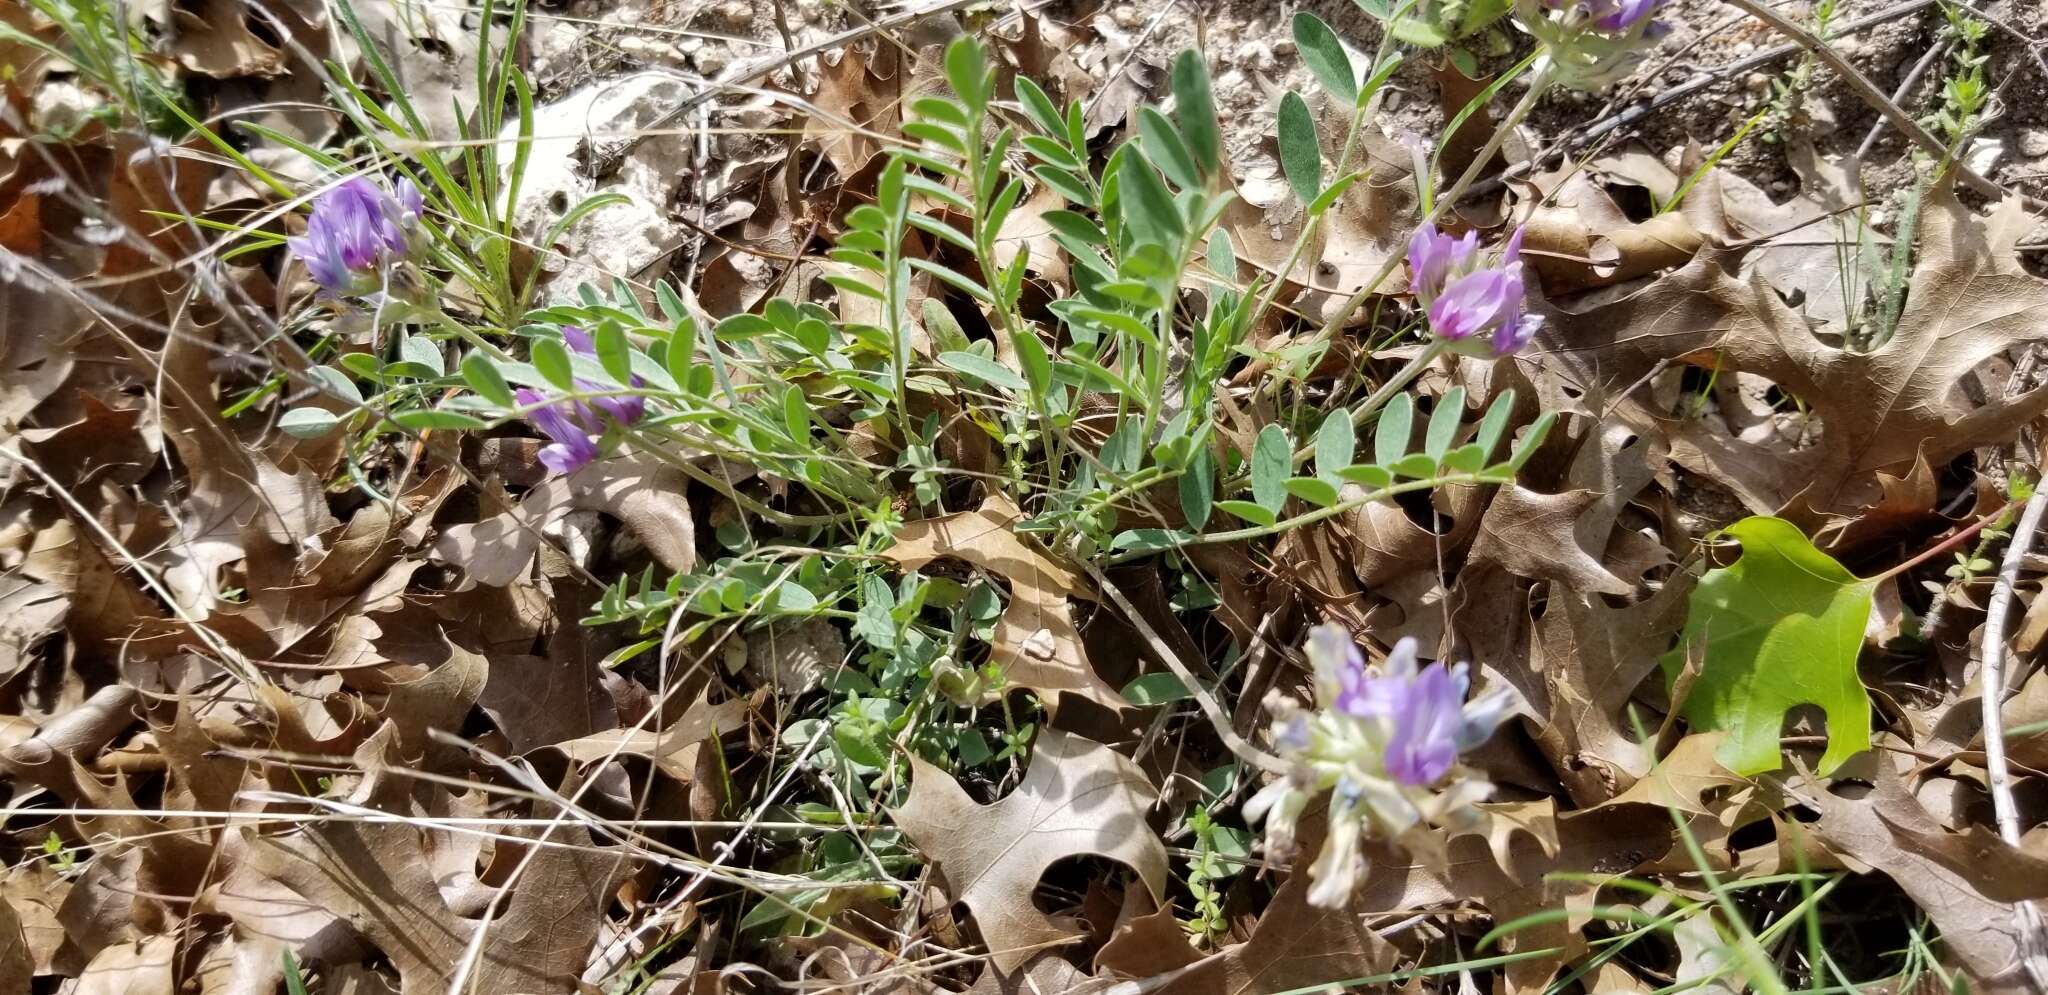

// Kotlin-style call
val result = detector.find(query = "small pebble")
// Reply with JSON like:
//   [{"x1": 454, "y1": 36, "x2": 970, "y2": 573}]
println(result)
[
  {"x1": 1743, "y1": 72, "x2": 1769, "y2": 93},
  {"x1": 1112, "y1": 4, "x2": 1141, "y2": 29},
  {"x1": 2021, "y1": 128, "x2": 2048, "y2": 159}
]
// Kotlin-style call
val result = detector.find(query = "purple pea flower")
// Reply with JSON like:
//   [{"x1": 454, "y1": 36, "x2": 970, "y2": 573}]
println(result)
[
  {"x1": 1595, "y1": 0, "x2": 1664, "y2": 31},
  {"x1": 1519, "y1": 0, "x2": 1673, "y2": 89},
  {"x1": 517, "y1": 387, "x2": 602, "y2": 474},
  {"x1": 1407, "y1": 223, "x2": 1542, "y2": 359},
  {"x1": 1247, "y1": 625, "x2": 1518, "y2": 908},
  {"x1": 287, "y1": 175, "x2": 422, "y2": 296},
  {"x1": 513, "y1": 327, "x2": 651, "y2": 475},
  {"x1": 1407, "y1": 225, "x2": 1478, "y2": 301},
  {"x1": 561, "y1": 326, "x2": 648, "y2": 424}
]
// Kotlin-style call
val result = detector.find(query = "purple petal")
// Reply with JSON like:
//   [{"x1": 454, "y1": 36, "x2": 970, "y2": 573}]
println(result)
[
  {"x1": 1384, "y1": 662, "x2": 1463, "y2": 785},
  {"x1": 537, "y1": 439, "x2": 597, "y2": 475},
  {"x1": 593, "y1": 395, "x2": 646, "y2": 424},
  {"x1": 561, "y1": 325, "x2": 596, "y2": 356},
  {"x1": 1406, "y1": 224, "x2": 1479, "y2": 300},
  {"x1": 1429, "y1": 268, "x2": 1514, "y2": 342},
  {"x1": 1492, "y1": 311, "x2": 1543, "y2": 357},
  {"x1": 1501, "y1": 225, "x2": 1527, "y2": 267},
  {"x1": 518, "y1": 386, "x2": 602, "y2": 463},
  {"x1": 288, "y1": 233, "x2": 350, "y2": 294},
  {"x1": 1457, "y1": 685, "x2": 1516, "y2": 752},
  {"x1": 1596, "y1": 0, "x2": 1660, "y2": 30},
  {"x1": 395, "y1": 177, "x2": 423, "y2": 225}
]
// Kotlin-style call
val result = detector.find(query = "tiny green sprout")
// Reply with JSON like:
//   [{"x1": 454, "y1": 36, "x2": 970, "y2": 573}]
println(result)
[{"x1": 44, "y1": 831, "x2": 77, "y2": 871}]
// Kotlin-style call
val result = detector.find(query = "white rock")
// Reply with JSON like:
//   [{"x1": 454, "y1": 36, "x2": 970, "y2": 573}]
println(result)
[{"x1": 504, "y1": 72, "x2": 693, "y2": 303}]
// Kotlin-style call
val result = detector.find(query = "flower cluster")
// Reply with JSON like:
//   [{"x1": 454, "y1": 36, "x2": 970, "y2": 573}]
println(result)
[
  {"x1": 1518, "y1": 0, "x2": 1673, "y2": 90},
  {"x1": 1408, "y1": 223, "x2": 1541, "y2": 359},
  {"x1": 516, "y1": 326, "x2": 648, "y2": 474},
  {"x1": 287, "y1": 175, "x2": 424, "y2": 297},
  {"x1": 1245, "y1": 625, "x2": 1514, "y2": 909}
]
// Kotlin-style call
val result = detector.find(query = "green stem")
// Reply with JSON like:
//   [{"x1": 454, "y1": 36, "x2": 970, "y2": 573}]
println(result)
[
  {"x1": 1106, "y1": 469, "x2": 1499, "y2": 564},
  {"x1": 426, "y1": 307, "x2": 514, "y2": 363}
]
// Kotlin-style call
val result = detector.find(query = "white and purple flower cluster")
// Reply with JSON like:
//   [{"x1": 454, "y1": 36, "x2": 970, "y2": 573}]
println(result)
[
  {"x1": 515, "y1": 327, "x2": 648, "y2": 474},
  {"x1": 287, "y1": 175, "x2": 424, "y2": 297},
  {"x1": 1519, "y1": 0, "x2": 1672, "y2": 90},
  {"x1": 1246, "y1": 625, "x2": 1514, "y2": 908},
  {"x1": 1408, "y1": 223, "x2": 1542, "y2": 359}
]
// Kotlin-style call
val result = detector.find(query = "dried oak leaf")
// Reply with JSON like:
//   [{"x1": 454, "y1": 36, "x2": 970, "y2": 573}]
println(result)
[
  {"x1": 1465, "y1": 485, "x2": 1631, "y2": 595},
  {"x1": 890, "y1": 729, "x2": 1167, "y2": 971},
  {"x1": 3, "y1": 862, "x2": 72, "y2": 975},
  {"x1": 162, "y1": 0, "x2": 285, "y2": 77},
  {"x1": 1810, "y1": 764, "x2": 2041, "y2": 994},
  {"x1": 1527, "y1": 577, "x2": 1692, "y2": 805},
  {"x1": 0, "y1": 574, "x2": 65, "y2": 682},
  {"x1": 21, "y1": 518, "x2": 166, "y2": 664},
  {"x1": 248, "y1": 725, "x2": 629, "y2": 994},
  {"x1": 432, "y1": 455, "x2": 695, "y2": 588},
  {"x1": 884, "y1": 495, "x2": 1124, "y2": 714},
  {"x1": 1541, "y1": 183, "x2": 2048, "y2": 522},
  {"x1": 0, "y1": 893, "x2": 28, "y2": 990},
  {"x1": 550, "y1": 693, "x2": 749, "y2": 781},
  {"x1": 1352, "y1": 801, "x2": 1674, "y2": 994},
  {"x1": 1519, "y1": 163, "x2": 1707, "y2": 293},
  {"x1": 1098, "y1": 869, "x2": 1397, "y2": 994},
  {"x1": 74, "y1": 933, "x2": 174, "y2": 995}
]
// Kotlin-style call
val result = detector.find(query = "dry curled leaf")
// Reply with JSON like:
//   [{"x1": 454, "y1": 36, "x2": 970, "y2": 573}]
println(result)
[
  {"x1": 433, "y1": 455, "x2": 696, "y2": 587},
  {"x1": 1542, "y1": 183, "x2": 2048, "y2": 522},
  {"x1": 885, "y1": 495, "x2": 1126, "y2": 713},
  {"x1": 891, "y1": 729, "x2": 1167, "y2": 971},
  {"x1": 1810, "y1": 765, "x2": 2040, "y2": 994},
  {"x1": 1465, "y1": 485, "x2": 1632, "y2": 595},
  {"x1": 248, "y1": 726, "x2": 629, "y2": 994}
]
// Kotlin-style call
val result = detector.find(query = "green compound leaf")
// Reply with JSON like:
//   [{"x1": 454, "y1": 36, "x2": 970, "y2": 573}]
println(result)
[{"x1": 1660, "y1": 516, "x2": 1874, "y2": 776}]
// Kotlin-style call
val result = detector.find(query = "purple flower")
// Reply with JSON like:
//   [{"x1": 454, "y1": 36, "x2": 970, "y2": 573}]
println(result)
[
  {"x1": 1382, "y1": 662, "x2": 1465, "y2": 785},
  {"x1": 1253, "y1": 625, "x2": 1519, "y2": 908},
  {"x1": 561, "y1": 326, "x2": 647, "y2": 424},
  {"x1": 1595, "y1": 0, "x2": 1663, "y2": 30},
  {"x1": 1407, "y1": 224, "x2": 1541, "y2": 358},
  {"x1": 512, "y1": 327, "x2": 651, "y2": 475},
  {"x1": 1407, "y1": 224, "x2": 1477, "y2": 300},
  {"x1": 517, "y1": 387, "x2": 601, "y2": 474},
  {"x1": 1520, "y1": 0, "x2": 1672, "y2": 90},
  {"x1": 1302, "y1": 628, "x2": 1516, "y2": 786},
  {"x1": 287, "y1": 175, "x2": 421, "y2": 296}
]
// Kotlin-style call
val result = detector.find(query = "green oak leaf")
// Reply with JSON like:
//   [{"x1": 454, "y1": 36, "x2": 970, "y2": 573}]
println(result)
[{"x1": 1660, "y1": 516, "x2": 1873, "y2": 776}]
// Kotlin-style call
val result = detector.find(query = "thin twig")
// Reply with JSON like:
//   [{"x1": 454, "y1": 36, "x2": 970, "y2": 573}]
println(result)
[
  {"x1": 1978, "y1": 488, "x2": 2048, "y2": 991},
  {"x1": 1084, "y1": 0, "x2": 1181, "y2": 119},
  {"x1": 1855, "y1": 39, "x2": 1950, "y2": 161},
  {"x1": 1718, "y1": 0, "x2": 2009, "y2": 202},
  {"x1": 1080, "y1": 560, "x2": 1292, "y2": 775},
  {"x1": 1460, "y1": 0, "x2": 1941, "y2": 202}
]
